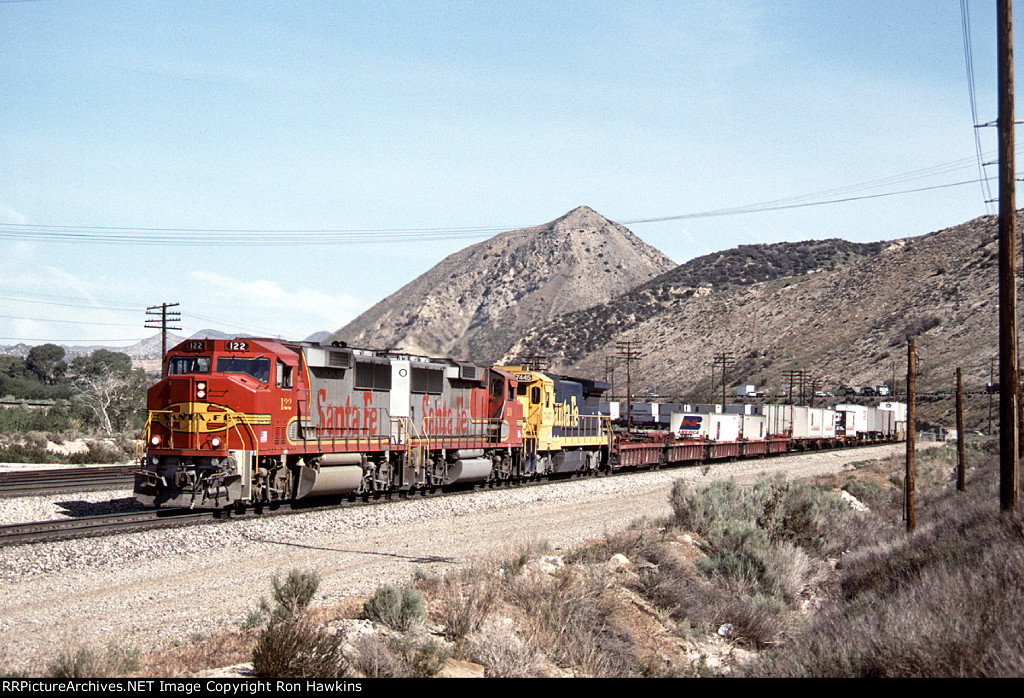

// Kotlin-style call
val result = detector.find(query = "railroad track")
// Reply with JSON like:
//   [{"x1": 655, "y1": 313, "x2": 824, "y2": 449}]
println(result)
[
  {"x1": 0, "y1": 438, "x2": 904, "y2": 547},
  {"x1": 0, "y1": 465, "x2": 138, "y2": 497},
  {"x1": 0, "y1": 509, "x2": 216, "y2": 546},
  {"x1": 0, "y1": 473, "x2": 567, "y2": 547}
]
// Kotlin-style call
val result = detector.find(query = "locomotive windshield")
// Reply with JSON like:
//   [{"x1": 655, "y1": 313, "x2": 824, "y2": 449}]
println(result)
[
  {"x1": 215, "y1": 356, "x2": 271, "y2": 383},
  {"x1": 167, "y1": 356, "x2": 211, "y2": 375}
]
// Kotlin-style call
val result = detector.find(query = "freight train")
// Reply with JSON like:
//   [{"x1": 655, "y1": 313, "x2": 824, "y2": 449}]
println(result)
[{"x1": 134, "y1": 337, "x2": 906, "y2": 509}]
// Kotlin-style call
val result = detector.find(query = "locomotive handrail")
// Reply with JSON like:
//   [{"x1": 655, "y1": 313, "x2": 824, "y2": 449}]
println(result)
[
  {"x1": 226, "y1": 413, "x2": 260, "y2": 468},
  {"x1": 136, "y1": 412, "x2": 155, "y2": 463},
  {"x1": 142, "y1": 407, "x2": 262, "y2": 468}
]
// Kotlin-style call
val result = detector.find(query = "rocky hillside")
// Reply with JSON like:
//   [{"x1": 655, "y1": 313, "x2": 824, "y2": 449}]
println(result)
[
  {"x1": 504, "y1": 237, "x2": 890, "y2": 367},
  {"x1": 326, "y1": 206, "x2": 676, "y2": 362},
  {"x1": 504, "y1": 215, "x2": 1002, "y2": 400}
]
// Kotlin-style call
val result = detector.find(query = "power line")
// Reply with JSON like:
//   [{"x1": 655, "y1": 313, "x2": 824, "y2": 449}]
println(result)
[
  {"x1": 0, "y1": 290, "x2": 139, "y2": 312},
  {"x1": 0, "y1": 156, "x2": 1007, "y2": 248},
  {"x1": 0, "y1": 312, "x2": 139, "y2": 328},
  {"x1": 0, "y1": 336, "x2": 149, "y2": 343},
  {"x1": 0, "y1": 288, "x2": 299, "y2": 340},
  {"x1": 962, "y1": 0, "x2": 997, "y2": 213},
  {"x1": 621, "y1": 180, "x2": 982, "y2": 225}
]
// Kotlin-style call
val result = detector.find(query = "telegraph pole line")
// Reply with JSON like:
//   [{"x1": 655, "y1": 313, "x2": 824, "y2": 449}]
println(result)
[
  {"x1": 713, "y1": 351, "x2": 735, "y2": 411},
  {"x1": 521, "y1": 355, "x2": 548, "y2": 372},
  {"x1": 998, "y1": 0, "x2": 1020, "y2": 510},
  {"x1": 783, "y1": 369, "x2": 805, "y2": 406},
  {"x1": 145, "y1": 303, "x2": 181, "y2": 376},
  {"x1": 604, "y1": 357, "x2": 615, "y2": 402},
  {"x1": 956, "y1": 367, "x2": 966, "y2": 492},
  {"x1": 616, "y1": 341, "x2": 643, "y2": 432},
  {"x1": 990, "y1": 357, "x2": 995, "y2": 435},
  {"x1": 906, "y1": 339, "x2": 917, "y2": 532}
]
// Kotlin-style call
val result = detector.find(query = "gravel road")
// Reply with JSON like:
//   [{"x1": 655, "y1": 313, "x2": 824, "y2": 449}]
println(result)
[{"x1": 0, "y1": 444, "x2": 906, "y2": 676}]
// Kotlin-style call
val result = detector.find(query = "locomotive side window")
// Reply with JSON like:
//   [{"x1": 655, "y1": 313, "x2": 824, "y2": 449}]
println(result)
[
  {"x1": 276, "y1": 360, "x2": 293, "y2": 389},
  {"x1": 215, "y1": 357, "x2": 271, "y2": 383},
  {"x1": 168, "y1": 356, "x2": 210, "y2": 375},
  {"x1": 531, "y1": 386, "x2": 541, "y2": 405}
]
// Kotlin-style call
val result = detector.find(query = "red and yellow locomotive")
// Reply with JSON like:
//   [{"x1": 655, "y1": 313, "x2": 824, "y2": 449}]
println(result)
[{"x1": 135, "y1": 337, "x2": 525, "y2": 508}]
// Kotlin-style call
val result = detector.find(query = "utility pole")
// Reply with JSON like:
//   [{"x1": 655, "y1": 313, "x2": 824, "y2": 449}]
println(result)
[
  {"x1": 713, "y1": 351, "x2": 735, "y2": 411},
  {"x1": 783, "y1": 369, "x2": 805, "y2": 405},
  {"x1": 521, "y1": 355, "x2": 547, "y2": 372},
  {"x1": 616, "y1": 341, "x2": 643, "y2": 431},
  {"x1": 906, "y1": 338, "x2": 916, "y2": 532},
  {"x1": 956, "y1": 367, "x2": 966, "y2": 492},
  {"x1": 604, "y1": 356, "x2": 615, "y2": 402},
  {"x1": 145, "y1": 303, "x2": 181, "y2": 377},
  {"x1": 998, "y1": 0, "x2": 1020, "y2": 510},
  {"x1": 990, "y1": 357, "x2": 995, "y2": 435}
]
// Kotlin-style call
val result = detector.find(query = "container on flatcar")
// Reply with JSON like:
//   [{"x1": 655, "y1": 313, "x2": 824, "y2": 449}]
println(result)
[{"x1": 670, "y1": 412, "x2": 741, "y2": 441}]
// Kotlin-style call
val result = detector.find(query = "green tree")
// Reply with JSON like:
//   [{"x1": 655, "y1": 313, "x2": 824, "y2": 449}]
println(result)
[
  {"x1": 70, "y1": 350, "x2": 148, "y2": 435},
  {"x1": 26, "y1": 344, "x2": 67, "y2": 385}
]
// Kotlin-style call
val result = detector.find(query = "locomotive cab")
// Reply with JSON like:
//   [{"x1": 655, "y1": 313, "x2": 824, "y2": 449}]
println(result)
[{"x1": 136, "y1": 338, "x2": 299, "y2": 508}]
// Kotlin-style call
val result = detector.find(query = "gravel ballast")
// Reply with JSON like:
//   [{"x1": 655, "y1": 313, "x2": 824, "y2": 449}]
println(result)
[{"x1": 0, "y1": 444, "x2": 907, "y2": 675}]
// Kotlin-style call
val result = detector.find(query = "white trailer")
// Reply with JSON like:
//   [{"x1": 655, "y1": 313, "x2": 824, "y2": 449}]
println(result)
[{"x1": 671, "y1": 412, "x2": 742, "y2": 441}]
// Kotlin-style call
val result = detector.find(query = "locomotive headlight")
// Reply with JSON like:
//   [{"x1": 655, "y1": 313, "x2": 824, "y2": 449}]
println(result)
[
  {"x1": 150, "y1": 435, "x2": 161, "y2": 446},
  {"x1": 211, "y1": 437, "x2": 221, "y2": 448},
  {"x1": 196, "y1": 381, "x2": 207, "y2": 399}
]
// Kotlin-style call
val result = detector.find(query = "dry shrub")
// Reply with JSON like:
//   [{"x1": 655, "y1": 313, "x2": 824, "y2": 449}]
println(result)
[
  {"x1": 47, "y1": 647, "x2": 108, "y2": 678},
  {"x1": 361, "y1": 584, "x2": 426, "y2": 632},
  {"x1": 47, "y1": 644, "x2": 140, "y2": 678},
  {"x1": 507, "y1": 566, "x2": 635, "y2": 677},
  {"x1": 714, "y1": 594, "x2": 788, "y2": 649},
  {"x1": 436, "y1": 567, "x2": 500, "y2": 642},
  {"x1": 346, "y1": 635, "x2": 450, "y2": 678},
  {"x1": 258, "y1": 568, "x2": 321, "y2": 623},
  {"x1": 468, "y1": 616, "x2": 541, "y2": 678},
  {"x1": 347, "y1": 635, "x2": 408, "y2": 678},
  {"x1": 563, "y1": 529, "x2": 647, "y2": 566},
  {"x1": 745, "y1": 452, "x2": 1024, "y2": 677},
  {"x1": 251, "y1": 619, "x2": 346, "y2": 678}
]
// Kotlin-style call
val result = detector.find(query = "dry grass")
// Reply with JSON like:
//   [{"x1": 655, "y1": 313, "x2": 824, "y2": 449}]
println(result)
[
  {"x1": 132, "y1": 631, "x2": 257, "y2": 678},
  {"x1": 27, "y1": 442, "x2": 1022, "y2": 678}
]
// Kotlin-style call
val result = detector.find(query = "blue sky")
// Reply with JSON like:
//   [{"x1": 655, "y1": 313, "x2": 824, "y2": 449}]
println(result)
[{"x1": 0, "y1": 1, "x2": 1006, "y2": 346}]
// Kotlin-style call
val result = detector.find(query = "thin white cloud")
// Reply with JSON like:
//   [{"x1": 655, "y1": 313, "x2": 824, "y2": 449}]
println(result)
[
  {"x1": 0, "y1": 203, "x2": 27, "y2": 225},
  {"x1": 188, "y1": 270, "x2": 366, "y2": 334}
]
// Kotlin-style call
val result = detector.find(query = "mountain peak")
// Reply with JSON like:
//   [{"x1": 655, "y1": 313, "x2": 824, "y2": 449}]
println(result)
[
  {"x1": 329, "y1": 207, "x2": 675, "y2": 361},
  {"x1": 549, "y1": 205, "x2": 614, "y2": 231}
]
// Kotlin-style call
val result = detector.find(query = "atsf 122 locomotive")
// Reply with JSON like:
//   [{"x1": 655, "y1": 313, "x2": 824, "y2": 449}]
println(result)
[{"x1": 134, "y1": 337, "x2": 612, "y2": 509}]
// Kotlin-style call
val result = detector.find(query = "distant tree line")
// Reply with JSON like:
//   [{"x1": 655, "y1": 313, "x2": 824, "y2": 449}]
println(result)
[{"x1": 0, "y1": 344, "x2": 150, "y2": 435}]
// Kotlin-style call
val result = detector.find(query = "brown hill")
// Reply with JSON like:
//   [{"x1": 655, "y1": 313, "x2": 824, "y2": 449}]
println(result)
[
  {"x1": 504, "y1": 215, "x2": 1001, "y2": 413},
  {"x1": 504, "y1": 237, "x2": 890, "y2": 366},
  {"x1": 326, "y1": 206, "x2": 676, "y2": 362}
]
